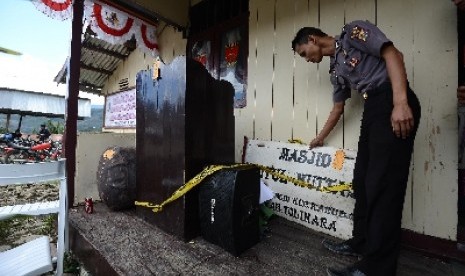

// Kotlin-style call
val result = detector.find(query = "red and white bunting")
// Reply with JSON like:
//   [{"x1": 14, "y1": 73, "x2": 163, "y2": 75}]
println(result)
[
  {"x1": 84, "y1": 0, "x2": 158, "y2": 56},
  {"x1": 84, "y1": 0, "x2": 135, "y2": 45},
  {"x1": 32, "y1": 0, "x2": 73, "y2": 21},
  {"x1": 32, "y1": 0, "x2": 159, "y2": 57},
  {"x1": 134, "y1": 22, "x2": 159, "y2": 57}
]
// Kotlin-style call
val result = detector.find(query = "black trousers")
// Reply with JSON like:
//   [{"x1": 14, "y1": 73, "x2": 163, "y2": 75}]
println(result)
[{"x1": 348, "y1": 83, "x2": 421, "y2": 276}]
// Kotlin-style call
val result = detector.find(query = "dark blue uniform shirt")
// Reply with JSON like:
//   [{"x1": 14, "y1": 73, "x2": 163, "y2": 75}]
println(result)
[{"x1": 330, "y1": 20, "x2": 392, "y2": 102}]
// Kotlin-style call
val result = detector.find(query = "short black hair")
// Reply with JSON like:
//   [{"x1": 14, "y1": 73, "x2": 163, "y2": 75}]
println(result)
[
  {"x1": 291, "y1": 27, "x2": 328, "y2": 51},
  {"x1": 40, "y1": 124, "x2": 46, "y2": 127}
]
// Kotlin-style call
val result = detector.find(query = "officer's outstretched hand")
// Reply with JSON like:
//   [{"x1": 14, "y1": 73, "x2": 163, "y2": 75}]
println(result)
[
  {"x1": 391, "y1": 103, "x2": 414, "y2": 139},
  {"x1": 309, "y1": 137, "x2": 324, "y2": 149}
]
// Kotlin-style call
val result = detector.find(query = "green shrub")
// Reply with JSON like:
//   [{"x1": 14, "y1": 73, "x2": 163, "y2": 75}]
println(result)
[{"x1": 46, "y1": 120, "x2": 64, "y2": 134}]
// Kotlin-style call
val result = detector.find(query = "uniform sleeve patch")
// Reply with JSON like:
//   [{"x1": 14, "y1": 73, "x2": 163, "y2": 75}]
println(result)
[
  {"x1": 348, "y1": 57, "x2": 359, "y2": 68},
  {"x1": 350, "y1": 26, "x2": 368, "y2": 41}
]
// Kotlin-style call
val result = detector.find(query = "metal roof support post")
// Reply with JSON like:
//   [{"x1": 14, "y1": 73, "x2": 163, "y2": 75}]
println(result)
[
  {"x1": 64, "y1": 0, "x2": 84, "y2": 207},
  {"x1": 5, "y1": 114, "x2": 10, "y2": 131}
]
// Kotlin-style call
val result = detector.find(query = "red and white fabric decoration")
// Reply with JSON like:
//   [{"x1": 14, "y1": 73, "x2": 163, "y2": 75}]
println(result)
[
  {"x1": 32, "y1": 0, "x2": 73, "y2": 21},
  {"x1": 134, "y1": 22, "x2": 159, "y2": 56},
  {"x1": 32, "y1": 0, "x2": 159, "y2": 57},
  {"x1": 84, "y1": 0, "x2": 135, "y2": 45},
  {"x1": 84, "y1": 0, "x2": 159, "y2": 56}
]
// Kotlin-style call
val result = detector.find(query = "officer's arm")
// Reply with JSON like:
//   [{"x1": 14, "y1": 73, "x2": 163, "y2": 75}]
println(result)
[
  {"x1": 381, "y1": 44, "x2": 414, "y2": 139},
  {"x1": 309, "y1": 101, "x2": 344, "y2": 149},
  {"x1": 458, "y1": 86, "x2": 465, "y2": 105},
  {"x1": 453, "y1": 0, "x2": 465, "y2": 11}
]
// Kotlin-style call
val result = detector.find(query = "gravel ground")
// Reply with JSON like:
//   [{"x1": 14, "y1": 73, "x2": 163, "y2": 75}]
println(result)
[{"x1": 0, "y1": 182, "x2": 59, "y2": 247}]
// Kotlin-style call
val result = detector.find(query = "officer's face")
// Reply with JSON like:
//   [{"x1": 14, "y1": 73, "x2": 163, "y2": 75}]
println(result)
[{"x1": 295, "y1": 36, "x2": 322, "y2": 63}]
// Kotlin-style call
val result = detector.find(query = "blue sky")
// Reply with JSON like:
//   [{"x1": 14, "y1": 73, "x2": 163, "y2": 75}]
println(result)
[{"x1": 0, "y1": 0, "x2": 103, "y2": 104}]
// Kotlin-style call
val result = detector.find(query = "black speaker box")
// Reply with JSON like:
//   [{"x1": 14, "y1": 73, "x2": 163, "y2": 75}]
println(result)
[{"x1": 198, "y1": 166, "x2": 260, "y2": 256}]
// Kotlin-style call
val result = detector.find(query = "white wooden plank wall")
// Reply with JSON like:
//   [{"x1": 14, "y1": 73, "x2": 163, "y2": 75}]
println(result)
[
  {"x1": 254, "y1": 0, "x2": 274, "y2": 141},
  {"x1": 292, "y1": 0, "x2": 317, "y2": 141},
  {"x1": 409, "y1": 0, "x2": 458, "y2": 240},
  {"x1": 240, "y1": 0, "x2": 458, "y2": 240},
  {"x1": 273, "y1": 1, "x2": 294, "y2": 142}
]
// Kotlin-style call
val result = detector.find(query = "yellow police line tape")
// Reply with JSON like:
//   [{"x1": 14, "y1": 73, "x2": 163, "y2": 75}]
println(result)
[
  {"x1": 135, "y1": 163, "x2": 352, "y2": 213},
  {"x1": 288, "y1": 139, "x2": 306, "y2": 145},
  {"x1": 135, "y1": 163, "x2": 254, "y2": 213}
]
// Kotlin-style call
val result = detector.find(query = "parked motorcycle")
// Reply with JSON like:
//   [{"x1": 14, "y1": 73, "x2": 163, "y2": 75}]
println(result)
[
  {"x1": 1, "y1": 141, "x2": 58, "y2": 164},
  {"x1": 0, "y1": 131, "x2": 63, "y2": 164}
]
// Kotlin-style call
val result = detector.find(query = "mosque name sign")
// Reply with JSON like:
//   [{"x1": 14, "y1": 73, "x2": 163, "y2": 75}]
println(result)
[{"x1": 244, "y1": 139, "x2": 356, "y2": 239}]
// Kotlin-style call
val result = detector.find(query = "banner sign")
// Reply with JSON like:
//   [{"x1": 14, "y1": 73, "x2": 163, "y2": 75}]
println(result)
[
  {"x1": 104, "y1": 87, "x2": 136, "y2": 128},
  {"x1": 244, "y1": 139, "x2": 356, "y2": 239}
]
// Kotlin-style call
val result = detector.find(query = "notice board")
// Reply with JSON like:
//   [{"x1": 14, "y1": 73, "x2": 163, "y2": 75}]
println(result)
[{"x1": 104, "y1": 87, "x2": 136, "y2": 128}]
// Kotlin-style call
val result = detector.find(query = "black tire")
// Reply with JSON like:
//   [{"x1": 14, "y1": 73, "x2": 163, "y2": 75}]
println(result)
[{"x1": 97, "y1": 146, "x2": 136, "y2": 211}]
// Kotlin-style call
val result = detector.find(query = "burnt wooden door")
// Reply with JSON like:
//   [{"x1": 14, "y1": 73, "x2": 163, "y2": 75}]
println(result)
[{"x1": 136, "y1": 56, "x2": 234, "y2": 241}]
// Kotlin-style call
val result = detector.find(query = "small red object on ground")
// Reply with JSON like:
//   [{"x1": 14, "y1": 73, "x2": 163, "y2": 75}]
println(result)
[{"x1": 85, "y1": 198, "x2": 94, "y2": 214}]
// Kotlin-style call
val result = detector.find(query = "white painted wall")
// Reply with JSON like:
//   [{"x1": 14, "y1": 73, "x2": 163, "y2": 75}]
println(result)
[{"x1": 156, "y1": 24, "x2": 187, "y2": 64}]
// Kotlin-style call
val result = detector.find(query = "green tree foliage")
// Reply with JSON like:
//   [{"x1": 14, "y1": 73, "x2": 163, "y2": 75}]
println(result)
[{"x1": 45, "y1": 120, "x2": 64, "y2": 134}]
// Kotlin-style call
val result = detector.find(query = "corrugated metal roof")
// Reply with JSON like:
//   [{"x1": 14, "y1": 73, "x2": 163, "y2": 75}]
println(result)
[
  {"x1": 0, "y1": 87, "x2": 91, "y2": 119},
  {"x1": 54, "y1": 33, "x2": 136, "y2": 96}
]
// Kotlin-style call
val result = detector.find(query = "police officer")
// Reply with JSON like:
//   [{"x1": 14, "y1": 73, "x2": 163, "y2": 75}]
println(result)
[{"x1": 292, "y1": 20, "x2": 421, "y2": 276}]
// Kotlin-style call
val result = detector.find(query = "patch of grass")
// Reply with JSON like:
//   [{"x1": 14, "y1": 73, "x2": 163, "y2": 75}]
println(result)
[
  {"x1": 0, "y1": 219, "x2": 13, "y2": 243},
  {"x1": 40, "y1": 214, "x2": 57, "y2": 236},
  {"x1": 64, "y1": 252, "x2": 80, "y2": 274},
  {"x1": 0, "y1": 215, "x2": 33, "y2": 244}
]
